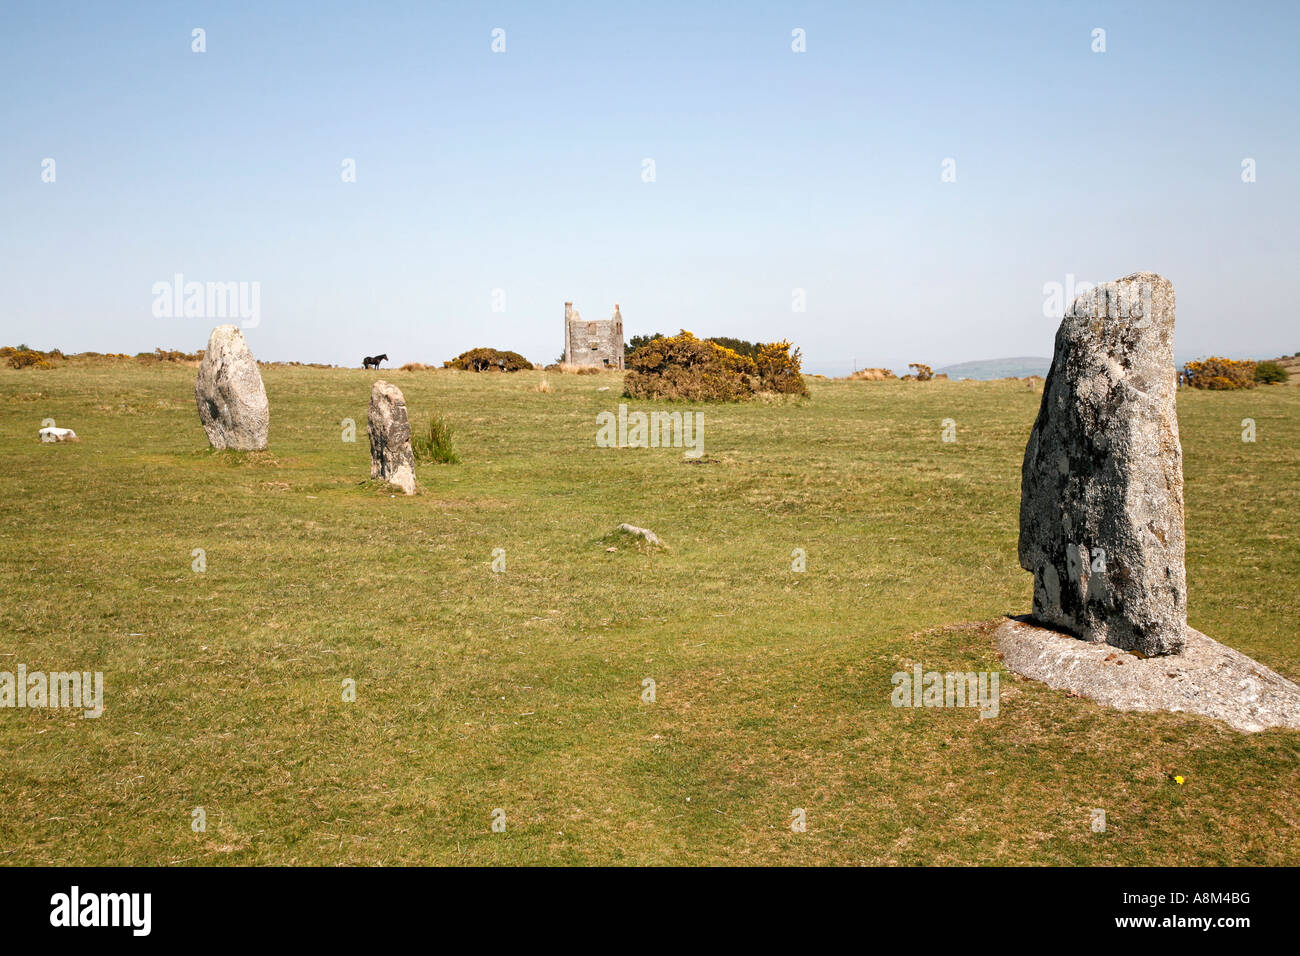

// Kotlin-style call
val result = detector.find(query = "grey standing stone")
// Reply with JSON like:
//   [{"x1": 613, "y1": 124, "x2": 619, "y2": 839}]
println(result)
[
  {"x1": 194, "y1": 325, "x2": 269, "y2": 451},
  {"x1": 1018, "y1": 272, "x2": 1186, "y2": 656},
  {"x1": 368, "y1": 380, "x2": 417, "y2": 495}
]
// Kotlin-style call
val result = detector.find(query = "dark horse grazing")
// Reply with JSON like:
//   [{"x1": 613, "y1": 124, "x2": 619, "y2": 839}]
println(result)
[{"x1": 362, "y1": 353, "x2": 388, "y2": 370}]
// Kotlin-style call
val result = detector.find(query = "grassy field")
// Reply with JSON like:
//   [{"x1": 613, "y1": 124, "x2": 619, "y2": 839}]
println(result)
[{"x1": 1, "y1": 362, "x2": 1297, "y2": 866}]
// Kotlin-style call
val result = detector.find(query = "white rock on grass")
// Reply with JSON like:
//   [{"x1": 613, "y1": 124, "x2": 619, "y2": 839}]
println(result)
[
  {"x1": 616, "y1": 524, "x2": 663, "y2": 547},
  {"x1": 996, "y1": 618, "x2": 1300, "y2": 733},
  {"x1": 39, "y1": 426, "x2": 78, "y2": 442}
]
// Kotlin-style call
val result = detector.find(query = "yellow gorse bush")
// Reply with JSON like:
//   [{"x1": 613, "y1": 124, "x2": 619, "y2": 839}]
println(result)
[
  {"x1": 624, "y1": 331, "x2": 807, "y2": 402},
  {"x1": 1186, "y1": 357, "x2": 1256, "y2": 390}
]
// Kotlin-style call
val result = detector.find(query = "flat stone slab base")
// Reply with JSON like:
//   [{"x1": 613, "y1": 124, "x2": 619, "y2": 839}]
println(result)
[{"x1": 995, "y1": 618, "x2": 1300, "y2": 733}]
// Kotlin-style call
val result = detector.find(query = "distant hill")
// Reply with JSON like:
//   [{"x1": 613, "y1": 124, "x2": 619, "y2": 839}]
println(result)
[{"x1": 935, "y1": 357, "x2": 1050, "y2": 380}]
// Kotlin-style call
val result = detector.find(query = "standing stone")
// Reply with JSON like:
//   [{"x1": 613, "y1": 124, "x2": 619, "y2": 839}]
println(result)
[
  {"x1": 1018, "y1": 272, "x2": 1186, "y2": 656},
  {"x1": 194, "y1": 325, "x2": 269, "y2": 451},
  {"x1": 368, "y1": 381, "x2": 417, "y2": 495}
]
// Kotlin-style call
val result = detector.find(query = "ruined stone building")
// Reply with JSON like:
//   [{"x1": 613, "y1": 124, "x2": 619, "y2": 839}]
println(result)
[{"x1": 563, "y1": 302, "x2": 624, "y2": 369}]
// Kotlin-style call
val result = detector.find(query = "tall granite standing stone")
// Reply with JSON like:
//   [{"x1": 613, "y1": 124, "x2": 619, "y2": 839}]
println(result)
[
  {"x1": 368, "y1": 381, "x2": 417, "y2": 495},
  {"x1": 194, "y1": 325, "x2": 269, "y2": 451},
  {"x1": 1018, "y1": 272, "x2": 1186, "y2": 656}
]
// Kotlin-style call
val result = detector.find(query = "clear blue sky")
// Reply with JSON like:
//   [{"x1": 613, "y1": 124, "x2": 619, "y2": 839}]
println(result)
[{"x1": 3, "y1": 0, "x2": 1297, "y2": 373}]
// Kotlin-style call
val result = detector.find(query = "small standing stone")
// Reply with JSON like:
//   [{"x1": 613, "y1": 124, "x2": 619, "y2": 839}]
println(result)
[
  {"x1": 368, "y1": 381, "x2": 417, "y2": 495},
  {"x1": 1018, "y1": 272, "x2": 1186, "y2": 656},
  {"x1": 194, "y1": 325, "x2": 269, "y2": 451}
]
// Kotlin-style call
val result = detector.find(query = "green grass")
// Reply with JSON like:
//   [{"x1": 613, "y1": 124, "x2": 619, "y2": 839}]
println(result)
[
  {"x1": 1, "y1": 363, "x2": 1297, "y2": 865},
  {"x1": 411, "y1": 413, "x2": 461, "y2": 465}
]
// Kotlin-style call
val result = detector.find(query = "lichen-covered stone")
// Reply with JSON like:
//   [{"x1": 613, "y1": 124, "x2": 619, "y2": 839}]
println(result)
[
  {"x1": 1018, "y1": 272, "x2": 1186, "y2": 656},
  {"x1": 368, "y1": 381, "x2": 416, "y2": 495},
  {"x1": 194, "y1": 325, "x2": 269, "y2": 451}
]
